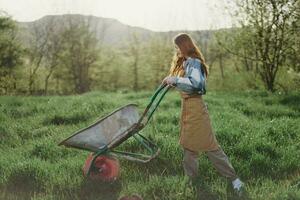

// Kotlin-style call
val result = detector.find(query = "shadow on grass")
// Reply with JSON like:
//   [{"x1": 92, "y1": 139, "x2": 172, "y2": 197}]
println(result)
[
  {"x1": 279, "y1": 94, "x2": 300, "y2": 111},
  {"x1": 3, "y1": 167, "x2": 47, "y2": 200},
  {"x1": 2, "y1": 178, "x2": 122, "y2": 200},
  {"x1": 195, "y1": 187, "x2": 221, "y2": 200},
  {"x1": 53, "y1": 179, "x2": 121, "y2": 200},
  {"x1": 45, "y1": 114, "x2": 90, "y2": 125},
  {"x1": 194, "y1": 180, "x2": 252, "y2": 200},
  {"x1": 76, "y1": 179, "x2": 122, "y2": 200}
]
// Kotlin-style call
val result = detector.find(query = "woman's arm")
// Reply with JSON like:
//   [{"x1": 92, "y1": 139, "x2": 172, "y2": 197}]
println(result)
[{"x1": 175, "y1": 59, "x2": 206, "y2": 93}]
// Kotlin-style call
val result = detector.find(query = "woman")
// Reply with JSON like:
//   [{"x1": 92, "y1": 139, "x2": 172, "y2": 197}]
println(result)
[{"x1": 162, "y1": 33, "x2": 244, "y2": 195}]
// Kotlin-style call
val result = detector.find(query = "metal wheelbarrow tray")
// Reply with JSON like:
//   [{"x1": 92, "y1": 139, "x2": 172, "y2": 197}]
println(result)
[{"x1": 59, "y1": 83, "x2": 170, "y2": 180}]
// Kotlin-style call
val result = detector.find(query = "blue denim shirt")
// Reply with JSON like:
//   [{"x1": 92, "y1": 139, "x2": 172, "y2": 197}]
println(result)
[{"x1": 174, "y1": 57, "x2": 206, "y2": 95}]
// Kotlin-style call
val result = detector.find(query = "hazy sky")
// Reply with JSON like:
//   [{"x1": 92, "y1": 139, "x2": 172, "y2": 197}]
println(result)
[{"x1": 0, "y1": 0, "x2": 236, "y2": 31}]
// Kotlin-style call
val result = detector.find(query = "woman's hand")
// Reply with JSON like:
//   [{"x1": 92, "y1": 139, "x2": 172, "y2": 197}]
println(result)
[{"x1": 162, "y1": 76, "x2": 177, "y2": 86}]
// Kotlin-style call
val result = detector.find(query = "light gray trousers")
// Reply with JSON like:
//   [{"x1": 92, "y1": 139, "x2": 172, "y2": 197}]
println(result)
[{"x1": 183, "y1": 145, "x2": 238, "y2": 181}]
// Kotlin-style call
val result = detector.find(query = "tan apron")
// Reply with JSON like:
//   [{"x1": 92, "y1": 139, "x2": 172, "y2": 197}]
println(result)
[{"x1": 179, "y1": 92, "x2": 219, "y2": 152}]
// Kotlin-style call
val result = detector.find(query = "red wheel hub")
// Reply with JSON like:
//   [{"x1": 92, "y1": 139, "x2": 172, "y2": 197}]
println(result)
[{"x1": 82, "y1": 153, "x2": 120, "y2": 181}]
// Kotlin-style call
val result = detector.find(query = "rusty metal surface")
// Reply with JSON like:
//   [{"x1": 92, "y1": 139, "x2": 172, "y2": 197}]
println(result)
[{"x1": 60, "y1": 104, "x2": 140, "y2": 152}]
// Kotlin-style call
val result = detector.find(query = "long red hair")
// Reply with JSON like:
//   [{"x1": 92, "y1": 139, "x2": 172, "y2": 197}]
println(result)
[{"x1": 169, "y1": 33, "x2": 209, "y2": 77}]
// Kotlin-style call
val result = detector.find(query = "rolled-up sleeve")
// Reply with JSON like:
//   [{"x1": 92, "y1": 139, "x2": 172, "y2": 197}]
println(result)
[{"x1": 175, "y1": 59, "x2": 206, "y2": 93}]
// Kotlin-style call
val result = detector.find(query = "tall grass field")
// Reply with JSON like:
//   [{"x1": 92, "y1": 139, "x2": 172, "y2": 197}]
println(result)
[{"x1": 0, "y1": 90, "x2": 299, "y2": 200}]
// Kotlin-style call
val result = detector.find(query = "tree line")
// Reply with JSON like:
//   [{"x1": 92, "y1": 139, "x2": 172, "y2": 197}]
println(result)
[{"x1": 0, "y1": 0, "x2": 299, "y2": 95}]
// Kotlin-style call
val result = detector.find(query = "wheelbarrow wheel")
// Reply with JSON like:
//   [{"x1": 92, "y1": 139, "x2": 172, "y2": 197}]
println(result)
[{"x1": 82, "y1": 153, "x2": 120, "y2": 182}]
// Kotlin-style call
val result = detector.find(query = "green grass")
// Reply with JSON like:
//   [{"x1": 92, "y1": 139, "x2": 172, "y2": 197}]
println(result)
[{"x1": 0, "y1": 90, "x2": 299, "y2": 200}]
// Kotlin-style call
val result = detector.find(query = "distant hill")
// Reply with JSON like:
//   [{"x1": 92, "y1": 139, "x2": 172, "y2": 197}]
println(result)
[{"x1": 17, "y1": 14, "x2": 216, "y2": 47}]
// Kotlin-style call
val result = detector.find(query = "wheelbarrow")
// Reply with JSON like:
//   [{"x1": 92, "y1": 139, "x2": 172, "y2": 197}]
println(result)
[{"x1": 59, "y1": 83, "x2": 170, "y2": 181}]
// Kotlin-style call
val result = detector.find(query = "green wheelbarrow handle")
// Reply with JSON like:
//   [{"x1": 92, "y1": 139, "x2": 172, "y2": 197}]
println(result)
[
  {"x1": 107, "y1": 82, "x2": 171, "y2": 162},
  {"x1": 137, "y1": 82, "x2": 171, "y2": 128}
]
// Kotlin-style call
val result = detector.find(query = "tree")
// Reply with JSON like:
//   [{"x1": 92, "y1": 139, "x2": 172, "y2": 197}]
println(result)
[
  {"x1": 89, "y1": 17, "x2": 115, "y2": 91},
  {"x1": 43, "y1": 20, "x2": 64, "y2": 95},
  {"x1": 127, "y1": 32, "x2": 141, "y2": 91},
  {"x1": 59, "y1": 17, "x2": 99, "y2": 94},
  {"x1": 208, "y1": 31, "x2": 233, "y2": 79},
  {"x1": 146, "y1": 36, "x2": 173, "y2": 86},
  {"x1": 286, "y1": 0, "x2": 300, "y2": 73},
  {"x1": 27, "y1": 20, "x2": 50, "y2": 94},
  {"x1": 0, "y1": 14, "x2": 23, "y2": 94},
  {"x1": 226, "y1": 0, "x2": 299, "y2": 92}
]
